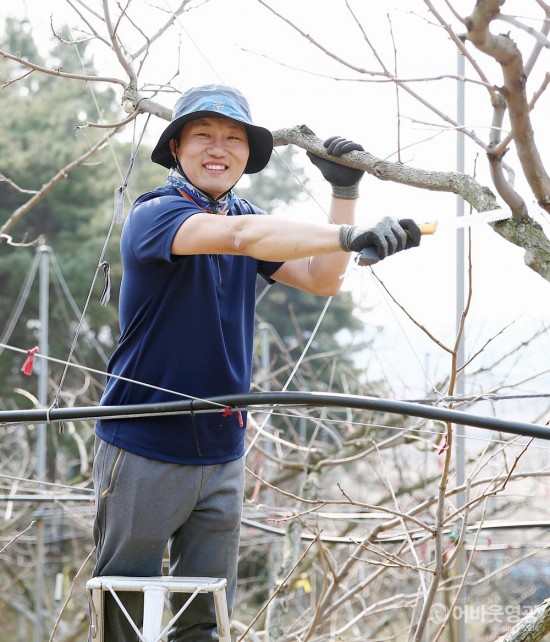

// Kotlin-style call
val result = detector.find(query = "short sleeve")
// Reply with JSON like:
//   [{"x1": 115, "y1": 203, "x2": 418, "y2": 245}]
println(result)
[{"x1": 127, "y1": 195, "x2": 198, "y2": 263}]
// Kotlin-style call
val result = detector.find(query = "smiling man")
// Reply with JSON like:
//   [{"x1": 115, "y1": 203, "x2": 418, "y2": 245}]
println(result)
[
  {"x1": 91, "y1": 84, "x2": 421, "y2": 642},
  {"x1": 170, "y1": 116, "x2": 249, "y2": 201}
]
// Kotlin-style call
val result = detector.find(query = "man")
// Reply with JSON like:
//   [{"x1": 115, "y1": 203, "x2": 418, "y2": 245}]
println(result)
[{"x1": 92, "y1": 84, "x2": 420, "y2": 641}]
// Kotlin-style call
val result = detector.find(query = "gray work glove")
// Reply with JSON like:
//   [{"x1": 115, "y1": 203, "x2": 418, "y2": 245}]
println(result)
[
  {"x1": 339, "y1": 217, "x2": 421, "y2": 262},
  {"x1": 307, "y1": 136, "x2": 365, "y2": 199}
]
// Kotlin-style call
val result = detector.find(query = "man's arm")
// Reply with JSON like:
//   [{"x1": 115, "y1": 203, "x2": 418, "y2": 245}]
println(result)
[
  {"x1": 170, "y1": 203, "x2": 352, "y2": 296},
  {"x1": 170, "y1": 195, "x2": 357, "y2": 296},
  {"x1": 270, "y1": 135, "x2": 363, "y2": 294},
  {"x1": 170, "y1": 200, "x2": 420, "y2": 295},
  {"x1": 270, "y1": 196, "x2": 356, "y2": 295},
  {"x1": 170, "y1": 135, "x2": 420, "y2": 296},
  {"x1": 170, "y1": 207, "x2": 345, "y2": 262}
]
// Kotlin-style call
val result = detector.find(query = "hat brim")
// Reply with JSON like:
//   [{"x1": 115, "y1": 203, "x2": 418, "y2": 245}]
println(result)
[{"x1": 151, "y1": 111, "x2": 273, "y2": 174}]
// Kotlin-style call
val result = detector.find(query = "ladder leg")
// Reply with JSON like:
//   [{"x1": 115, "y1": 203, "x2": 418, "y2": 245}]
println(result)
[
  {"x1": 212, "y1": 587, "x2": 231, "y2": 642},
  {"x1": 143, "y1": 586, "x2": 167, "y2": 642},
  {"x1": 88, "y1": 587, "x2": 104, "y2": 642}
]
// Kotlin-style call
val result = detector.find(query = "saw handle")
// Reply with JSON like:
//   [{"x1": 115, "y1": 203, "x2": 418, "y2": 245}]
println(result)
[{"x1": 356, "y1": 221, "x2": 437, "y2": 266}]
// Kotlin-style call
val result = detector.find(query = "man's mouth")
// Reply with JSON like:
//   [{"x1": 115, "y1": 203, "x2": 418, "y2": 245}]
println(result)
[{"x1": 204, "y1": 163, "x2": 227, "y2": 172}]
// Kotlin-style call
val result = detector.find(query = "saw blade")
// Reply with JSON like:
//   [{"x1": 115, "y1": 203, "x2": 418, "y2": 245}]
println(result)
[{"x1": 420, "y1": 208, "x2": 511, "y2": 234}]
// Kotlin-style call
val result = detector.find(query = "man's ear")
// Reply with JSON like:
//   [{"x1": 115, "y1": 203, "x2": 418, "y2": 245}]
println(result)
[{"x1": 168, "y1": 138, "x2": 177, "y2": 161}]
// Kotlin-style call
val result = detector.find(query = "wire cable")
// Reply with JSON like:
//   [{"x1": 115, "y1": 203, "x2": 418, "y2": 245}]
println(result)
[{"x1": 0, "y1": 251, "x2": 40, "y2": 359}]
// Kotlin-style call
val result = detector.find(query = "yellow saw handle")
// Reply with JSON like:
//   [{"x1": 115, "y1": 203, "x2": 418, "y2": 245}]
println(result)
[
  {"x1": 356, "y1": 220, "x2": 437, "y2": 266},
  {"x1": 418, "y1": 220, "x2": 438, "y2": 234}
]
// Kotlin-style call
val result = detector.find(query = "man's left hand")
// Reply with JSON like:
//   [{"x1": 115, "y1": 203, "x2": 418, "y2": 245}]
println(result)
[{"x1": 307, "y1": 136, "x2": 364, "y2": 199}]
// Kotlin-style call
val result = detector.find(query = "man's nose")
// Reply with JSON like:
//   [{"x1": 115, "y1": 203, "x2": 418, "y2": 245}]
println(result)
[{"x1": 206, "y1": 137, "x2": 226, "y2": 155}]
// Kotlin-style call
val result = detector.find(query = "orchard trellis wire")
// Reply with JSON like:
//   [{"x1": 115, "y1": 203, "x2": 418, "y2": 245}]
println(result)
[{"x1": 1, "y1": 388, "x2": 549, "y2": 440}]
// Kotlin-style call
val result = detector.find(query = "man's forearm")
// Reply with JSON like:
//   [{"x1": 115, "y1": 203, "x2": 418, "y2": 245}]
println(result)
[
  {"x1": 302, "y1": 196, "x2": 357, "y2": 282},
  {"x1": 172, "y1": 198, "x2": 357, "y2": 263},
  {"x1": 240, "y1": 197, "x2": 356, "y2": 260}
]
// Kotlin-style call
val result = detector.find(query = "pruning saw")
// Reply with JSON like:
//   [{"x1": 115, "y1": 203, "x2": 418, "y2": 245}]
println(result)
[{"x1": 356, "y1": 208, "x2": 511, "y2": 266}]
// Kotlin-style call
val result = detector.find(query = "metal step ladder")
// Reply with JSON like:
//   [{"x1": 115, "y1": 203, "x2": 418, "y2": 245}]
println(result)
[{"x1": 87, "y1": 576, "x2": 231, "y2": 642}]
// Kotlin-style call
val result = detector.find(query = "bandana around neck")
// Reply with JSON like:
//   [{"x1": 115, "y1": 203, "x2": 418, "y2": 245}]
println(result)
[{"x1": 166, "y1": 169, "x2": 238, "y2": 215}]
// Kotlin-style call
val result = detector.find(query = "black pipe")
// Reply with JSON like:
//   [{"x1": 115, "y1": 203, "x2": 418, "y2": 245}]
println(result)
[{"x1": 1, "y1": 391, "x2": 549, "y2": 440}]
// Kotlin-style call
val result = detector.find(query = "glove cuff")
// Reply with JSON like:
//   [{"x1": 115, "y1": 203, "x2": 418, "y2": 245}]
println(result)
[
  {"x1": 332, "y1": 183, "x2": 360, "y2": 200},
  {"x1": 338, "y1": 225, "x2": 356, "y2": 252}
]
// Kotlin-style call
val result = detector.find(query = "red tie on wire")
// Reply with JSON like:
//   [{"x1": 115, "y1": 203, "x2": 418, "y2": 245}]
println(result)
[
  {"x1": 21, "y1": 346, "x2": 39, "y2": 376},
  {"x1": 223, "y1": 406, "x2": 244, "y2": 428}
]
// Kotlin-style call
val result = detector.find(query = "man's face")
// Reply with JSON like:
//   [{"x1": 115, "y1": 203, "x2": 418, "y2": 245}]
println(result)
[{"x1": 170, "y1": 116, "x2": 250, "y2": 199}]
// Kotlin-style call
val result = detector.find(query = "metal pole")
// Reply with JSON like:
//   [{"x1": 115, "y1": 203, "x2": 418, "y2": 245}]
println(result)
[
  {"x1": 259, "y1": 323, "x2": 275, "y2": 589},
  {"x1": 37, "y1": 245, "x2": 50, "y2": 479},
  {"x1": 456, "y1": 51, "x2": 467, "y2": 642},
  {"x1": 35, "y1": 244, "x2": 51, "y2": 642}
]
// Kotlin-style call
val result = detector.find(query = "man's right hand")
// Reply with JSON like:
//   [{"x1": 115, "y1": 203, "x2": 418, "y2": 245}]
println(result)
[{"x1": 339, "y1": 217, "x2": 421, "y2": 260}]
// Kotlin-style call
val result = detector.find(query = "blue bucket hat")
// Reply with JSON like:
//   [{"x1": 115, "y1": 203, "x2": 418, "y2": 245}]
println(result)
[{"x1": 151, "y1": 84, "x2": 273, "y2": 174}]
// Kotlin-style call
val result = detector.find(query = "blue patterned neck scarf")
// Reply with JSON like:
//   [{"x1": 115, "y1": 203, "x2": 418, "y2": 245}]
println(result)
[{"x1": 166, "y1": 169, "x2": 238, "y2": 215}]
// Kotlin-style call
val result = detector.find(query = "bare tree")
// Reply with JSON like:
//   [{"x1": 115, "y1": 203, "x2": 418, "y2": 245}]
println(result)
[{"x1": 2, "y1": 1, "x2": 550, "y2": 278}]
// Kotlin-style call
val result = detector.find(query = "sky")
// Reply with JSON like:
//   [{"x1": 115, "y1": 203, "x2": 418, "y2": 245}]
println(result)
[{"x1": 4, "y1": 0, "x2": 550, "y2": 427}]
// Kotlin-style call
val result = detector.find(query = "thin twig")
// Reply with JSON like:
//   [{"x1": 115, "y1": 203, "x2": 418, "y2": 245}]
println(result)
[
  {"x1": 48, "y1": 547, "x2": 96, "y2": 642},
  {"x1": 0, "y1": 520, "x2": 35, "y2": 555},
  {"x1": 235, "y1": 536, "x2": 319, "y2": 642}
]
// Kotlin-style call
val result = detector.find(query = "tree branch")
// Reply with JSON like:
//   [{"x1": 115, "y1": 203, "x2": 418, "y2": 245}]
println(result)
[
  {"x1": 466, "y1": 0, "x2": 550, "y2": 212},
  {"x1": 274, "y1": 124, "x2": 500, "y2": 212},
  {"x1": 495, "y1": 598, "x2": 550, "y2": 641},
  {"x1": 0, "y1": 48, "x2": 126, "y2": 87},
  {"x1": 0, "y1": 129, "x2": 118, "y2": 239}
]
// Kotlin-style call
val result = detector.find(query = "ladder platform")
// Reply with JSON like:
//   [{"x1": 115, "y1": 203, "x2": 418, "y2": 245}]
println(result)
[
  {"x1": 87, "y1": 575, "x2": 231, "y2": 642},
  {"x1": 87, "y1": 575, "x2": 228, "y2": 592}
]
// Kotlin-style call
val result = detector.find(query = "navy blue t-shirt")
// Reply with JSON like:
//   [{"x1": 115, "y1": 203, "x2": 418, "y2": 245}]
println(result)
[{"x1": 95, "y1": 185, "x2": 283, "y2": 464}]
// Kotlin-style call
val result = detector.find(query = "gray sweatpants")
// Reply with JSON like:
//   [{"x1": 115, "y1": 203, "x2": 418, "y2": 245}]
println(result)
[{"x1": 92, "y1": 438, "x2": 245, "y2": 642}]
